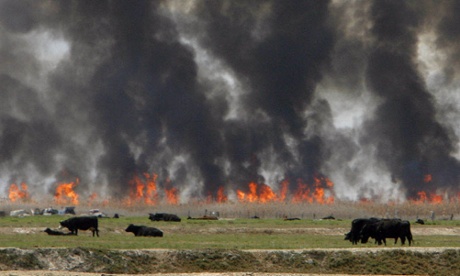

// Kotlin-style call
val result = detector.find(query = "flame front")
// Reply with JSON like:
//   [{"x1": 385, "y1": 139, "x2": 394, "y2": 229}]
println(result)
[
  {"x1": 9, "y1": 183, "x2": 30, "y2": 202},
  {"x1": 409, "y1": 174, "x2": 445, "y2": 204},
  {"x1": 10, "y1": 171, "x2": 460, "y2": 205},
  {"x1": 216, "y1": 186, "x2": 228, "y2": 203},
  {"x1": 54, "y1": 179, "x2": 79, "y2": 205},
  {"x1": 235, "y1": 177, "x2": 334, "y2": 204},
  {"x1": 126, "y1": 173, "x2": 159, "y2": 205},
  {"x1": 165, "y1": 187, "x2": 178, "y2": 204},
  {"x1": 412, "y1": 190, "x2": 444, "y2": 204},
  {"x1": 237, "y1": 182, "x2": 277, "y2": 203},
  {"x1": 292, "y1": 176, "x2": 334, "y2": 204}
]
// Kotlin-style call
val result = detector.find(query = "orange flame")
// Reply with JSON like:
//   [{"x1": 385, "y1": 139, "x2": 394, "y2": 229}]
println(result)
[
  {"x1": 259, "y1": 183, "x2": 277, "y2": 202},
  {"x1": 144, "y1": 173, "x2": 158, "y2": 205},
  {"x1": 237, "y1": 182, "x2": 279, "y2": 203},
  {"x1": 430, "y1": 193, "x2": 443, "y2": 204},
  {"x1": 417, "y1": 191, "x2": 427, "y2": 202},
  {"x1": 235, "y1": 176, "x2": 334, "y2": 204},
  {"x1": 9, "y1": 183, "x2": 30, "y2": 202},
  {"x1": 292, "y1": 181, "x2": 312, "y2": 203},
  {"x1": 165, "y1": 187, "x2": 179, "y2": 204},
  {"x1": 126, "y1": 173, "x2": 158, "y2": 205},
  {"x1": 423, "y1": 174, "x2": 432, "y2": 183},
  {"x1": 411, "y1": 190, "x2": 445, "y2": 204},
  {"x1": 278, "y1": 179, "x2": 289, "y2": 202},
  {"x1": 54, "y1": 179, "x2": 79, "y2": 205},
  {"x1": 292, "y1": 176, "x2": 334, "y2": 204},
  {"x1": 216, "y1": 186, "x2": 228, "y2": 203},
  {"x1": 408, "y1": 175, "x2": 448, "y2": 204}
]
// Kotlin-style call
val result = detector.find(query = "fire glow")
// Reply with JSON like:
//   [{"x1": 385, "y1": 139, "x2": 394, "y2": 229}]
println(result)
[
  {"x1": 54, "y1": 179, "x2": 80, "y2": 205},
  {"x1": 8, "y1": 183, "x2": 29, "y2": 202},
  {"x1": 124, "y1": 173, "x2": 159, "y2": 206},
  {"x1": 236, "y1": 176, "x2": 335, "y2": 204},
  {"x1": 6, "y1": 172, "x2": 459, "y2": 205}
]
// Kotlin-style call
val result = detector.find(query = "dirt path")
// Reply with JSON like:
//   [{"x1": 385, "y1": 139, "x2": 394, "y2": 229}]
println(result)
[{"x1": 3, "y1": 226, "x2": 459, "y2": 236}]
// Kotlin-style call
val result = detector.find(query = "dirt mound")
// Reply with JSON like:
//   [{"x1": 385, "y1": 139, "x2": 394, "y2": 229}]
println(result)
[{"x1": 0, "y1": 247, "x2": 459, "y2": 275}]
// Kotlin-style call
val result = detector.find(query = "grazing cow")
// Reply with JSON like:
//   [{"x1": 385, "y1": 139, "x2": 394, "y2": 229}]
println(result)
[
  {"x1": 373, "y1": 219, "x2": 413, "y2": 246},
  {"x1": 148, "y1": 213, "x2": 181, "y2": 222},
  {"x1": 359, "y1": 219, "x2": 392, "y2": 245},
  {"x1": 344, "y1": 217, "x2": 381, "y2": 244},
  {"x1": 59, "y1": 216, "x2": 99, "y2": 237},
  {"x1": 44, "y1": 228, "x2": 75, "y2": 236},
  {"x1": 361, "y1": 219, "x2": 412, "y2": 245},
  {"x1": 125, "y1": 224, "x2": 163, "y2": 237}
]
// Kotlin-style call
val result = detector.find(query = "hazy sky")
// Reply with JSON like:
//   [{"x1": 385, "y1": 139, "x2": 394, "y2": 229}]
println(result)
[{"x1": 1, "y1": 0, "x2": 460, "y2": 202}]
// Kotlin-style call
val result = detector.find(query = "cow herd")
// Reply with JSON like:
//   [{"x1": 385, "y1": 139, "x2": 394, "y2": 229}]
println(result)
[
  {"x1": 45, "y1": 213, "x2": 414, "y2": 246},
  {"x1": 345, "y1": 218, "x2": 413, "y2": 246}
]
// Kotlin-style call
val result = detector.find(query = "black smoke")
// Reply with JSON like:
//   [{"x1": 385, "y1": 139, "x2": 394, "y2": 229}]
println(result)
[
  {"x1": 361, "y1": 1, "x2": 460, "y2": 198},
  {"x1": 0, "y1": 0, "x2": 459, "y2": 202}
]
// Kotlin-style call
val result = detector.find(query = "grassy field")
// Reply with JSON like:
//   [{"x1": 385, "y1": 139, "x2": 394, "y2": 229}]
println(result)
[
  {"x1": 1, "y1": 209, "x2": 460, "y2": 274},
  {"x1": 0, "y1": 214, "x2": 459, "y2": 250}
]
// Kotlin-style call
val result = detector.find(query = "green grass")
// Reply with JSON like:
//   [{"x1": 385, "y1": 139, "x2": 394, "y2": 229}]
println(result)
[{"x1": 0, "y1": 215, "x2": 459, "y2": 249}]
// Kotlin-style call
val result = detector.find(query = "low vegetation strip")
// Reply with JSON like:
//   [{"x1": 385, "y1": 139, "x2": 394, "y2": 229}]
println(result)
[{"x1": 0, "y1": 248, "x2": 459, "y2": 275}]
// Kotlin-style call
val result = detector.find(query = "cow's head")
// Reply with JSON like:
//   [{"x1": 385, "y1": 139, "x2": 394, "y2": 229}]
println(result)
[
  {"x1": 59, "y1": 220, "x2": 68, "y2": 228},
  {"x1": 125, "y1": 224, "x2": 136, "y2": 233}
]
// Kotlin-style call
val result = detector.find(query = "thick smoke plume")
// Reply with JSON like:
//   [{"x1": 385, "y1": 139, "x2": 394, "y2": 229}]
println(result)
[{"x1": 1, "y1": 0, "x2": 459, "y2": 202}]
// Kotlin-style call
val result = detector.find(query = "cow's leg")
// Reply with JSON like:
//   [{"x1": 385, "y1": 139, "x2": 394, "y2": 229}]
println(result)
[{"x1": 400, "y1": 236, "x2": 406, "y2": 245}]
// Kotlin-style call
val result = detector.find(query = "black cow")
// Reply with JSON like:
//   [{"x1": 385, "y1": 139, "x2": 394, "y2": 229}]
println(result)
[
  {"x1": 149, "y1": 213, "x2": 181, "y2": 222},
  {"x1": 187, "y1": 215, "x2": 218, "y2": 220},
  {"x1": 345, "y1": 217, "x2": 381, "y2": 244},
  {"x1": 44, "y1": 228, "x2": 74, "y2": 236},
  {"x1": 125, "y1": 224, "x2": 163, "y2": 237},
  {"x1": 359, "y1": 219, "x2": 412, "y2": 245},
  {"x1": 359, "y1": 219, "x2": 394, "y2": 245},
  {"x1": 373, "y1": 219, "x2": 413, "y2": 246},
  {"x1": 284, "y1": 217, "x2": 301, "y2": 221},
  {"x1": 59, "y1": 216, "x2": 99, "y2": 237}
]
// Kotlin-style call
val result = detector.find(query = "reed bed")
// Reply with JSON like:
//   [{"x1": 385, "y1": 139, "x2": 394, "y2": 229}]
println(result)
[{"x1": 2, "y1": 198, "x2": 459, "y2": 221}]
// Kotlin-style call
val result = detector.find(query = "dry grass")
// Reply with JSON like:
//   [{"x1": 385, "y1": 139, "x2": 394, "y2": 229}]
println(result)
[{"x1": 2, "y1": 198, "x2": 460, "y2": 221}]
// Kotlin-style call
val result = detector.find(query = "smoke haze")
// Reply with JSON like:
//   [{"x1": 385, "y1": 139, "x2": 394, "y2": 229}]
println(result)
[{"x1": 1, "y1": 0, "x2": 459, "y2": 202}]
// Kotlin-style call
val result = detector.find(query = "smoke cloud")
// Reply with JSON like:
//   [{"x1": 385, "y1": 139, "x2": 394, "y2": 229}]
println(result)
[{"x1": 1, "y1": 0, "x2": 459, "y2": 202}]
